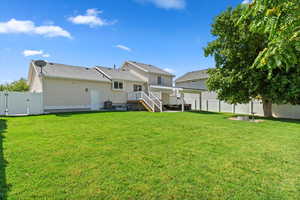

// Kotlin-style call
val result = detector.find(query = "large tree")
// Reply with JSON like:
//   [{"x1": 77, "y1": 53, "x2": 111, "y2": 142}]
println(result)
[{"x1": 204, "y1": 2, "x2": 300, "y2": 117}]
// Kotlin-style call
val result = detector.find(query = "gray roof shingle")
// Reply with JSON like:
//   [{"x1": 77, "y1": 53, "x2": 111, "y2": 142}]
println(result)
[
  {"x1": 96, "y1": 66, "x2": 146, "y2": 82},
  {"x1": 128, "y1": 61, "x2": 174, "y2": 76},
  {"x1": 176, "y1": 69, "x2": 209, "y2": 83},
  {"x1": 33, "y1": 61, "x2": 110, "y2": 82}
]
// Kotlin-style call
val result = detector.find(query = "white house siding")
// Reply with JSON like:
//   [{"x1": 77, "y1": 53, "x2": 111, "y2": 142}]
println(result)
[
  {"x1": 43, "y1": 78, "x2": 111, "y2": 110},
  {"x1": 122, "y1": 63, "x2": 149, "y2": 82},
  {"x1": 43, "y1": 77, "x2": 145, "y2": 110},
  {"x1": 122, "y1": 63, "x2": 173, "y2": 87},
  {"x1": 176, "y1": 79, "x2": 207, "y2": 90},
  {"x1": 148, "y1": 73, "x2": 173, "y2": 87}
]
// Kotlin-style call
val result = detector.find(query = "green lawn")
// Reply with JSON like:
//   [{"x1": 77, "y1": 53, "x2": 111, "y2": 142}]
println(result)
[{"x1": 0, "y1": 112, "x2": 300, "y2": 200}]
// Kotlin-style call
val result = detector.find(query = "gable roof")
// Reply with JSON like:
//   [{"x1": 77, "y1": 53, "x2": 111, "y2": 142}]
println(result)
[
  {"x1": 176, "y1": 69, "x2": 209, "y2": 83},
  {"x1": 32, "y1": 61, "x2": 110, "y2": 82},
  {"x1": 127, "y1": 61, "x2": 175, "y2": 76},
  {"x1": 96, "y1": 66, "x2": 146, "y2": 82}
]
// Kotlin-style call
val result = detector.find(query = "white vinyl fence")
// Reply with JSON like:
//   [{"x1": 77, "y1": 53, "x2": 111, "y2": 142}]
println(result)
[
  {"x1": 0, "y1": 92, "x2": 43, "y2": 116},
  {"x1": 202, "y1": 99, "x2": 264, "y2": 116},
  {"x1": 199, "y1": 91, "x2": 300, "y2": 119}
]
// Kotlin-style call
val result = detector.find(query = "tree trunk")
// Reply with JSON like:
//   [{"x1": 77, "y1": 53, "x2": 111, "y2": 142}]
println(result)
[{"x1": 262, "y1": 99, "x2": 273, "y2": 118}]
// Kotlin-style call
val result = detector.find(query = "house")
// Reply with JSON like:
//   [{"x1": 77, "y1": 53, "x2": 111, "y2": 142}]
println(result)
[
  {"x1": 175, "y1": 69, "x2": 209, "y2": 90},
  {"x1": 28, "y1": 60, "x2": 193, "y2": 113},
  {"x1": 175, "y1": 69, "x2": 210, "y2": 110}
]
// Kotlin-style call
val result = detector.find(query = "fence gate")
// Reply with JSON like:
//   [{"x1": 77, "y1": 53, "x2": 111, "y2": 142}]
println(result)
[{"x1": 0, "y1": 92, "x2": 43, "y2": 116}]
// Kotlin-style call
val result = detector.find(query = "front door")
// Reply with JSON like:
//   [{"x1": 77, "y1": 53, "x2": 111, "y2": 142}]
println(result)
[{"x1": 90, "y1": 90, "x2": 100, "y2": 111}]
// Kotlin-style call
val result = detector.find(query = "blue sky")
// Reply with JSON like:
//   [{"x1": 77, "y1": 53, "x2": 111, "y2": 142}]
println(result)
[{"x1": 0, "y1": 0, "x2": 245, "y2": 83}]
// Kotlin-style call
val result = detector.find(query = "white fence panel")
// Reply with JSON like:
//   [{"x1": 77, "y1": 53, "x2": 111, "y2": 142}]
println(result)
[
  {"x1": 207, "y1": 100, "x2": 219, "y2": 112},
  {"x1": 27, "y1": 93, "x2": 43, "y2": 115},
  {"x1": 184, "y1": 93, "x2": 201, "y2": 110},
  {"x1": 220, "y1": 101, "x2": 233, "y2": 113},
  {"x1": 235, "y1": 103, "x2": 250, "y2": 114},
  {"x1": 0, "y1": 92, "x2": 43, "y2": 116},
  {"x1": 252, "y1": 101, "x2": 264, "y2": 116},
  {"x1": 0, "y1": 93, "x2": 5, "y2": 115},
  {"x1": 273, "y1": 104, "x2": 300, "y2": 119},
  {"x1": 7, "y1": 92, "x2": 29, "y2": 115}
]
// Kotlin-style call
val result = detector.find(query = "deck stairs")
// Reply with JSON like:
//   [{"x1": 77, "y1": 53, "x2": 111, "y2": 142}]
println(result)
[{"x1": 128, "y1": 92, "x2": 162, "y2": 112}]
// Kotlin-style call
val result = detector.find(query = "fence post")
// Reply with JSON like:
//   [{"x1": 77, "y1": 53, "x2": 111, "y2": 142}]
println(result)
[
  {"x1": 232, "y1": 104, "x2": 235, "y2": 114},
  {"x1": 199, "y1": 93, "x2": 202, "y2": 111},
  {"x1": 206, "y1": 100, "x2": 209, "y2": 111},
  {"x1": 26, "y1": 97, "x2": 30, "y2": 115},
  {"x1": 218, "y1": 100, "x2": 221, "y2": 112}
]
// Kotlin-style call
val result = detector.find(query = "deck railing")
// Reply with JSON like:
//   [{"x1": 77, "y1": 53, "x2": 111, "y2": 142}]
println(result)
[
  {"x1": 149, "y1": 92, "x2": 163, "y2": 112},
  {"x1": 128, "y1": 92, "x2": 155, "y2": 112}
]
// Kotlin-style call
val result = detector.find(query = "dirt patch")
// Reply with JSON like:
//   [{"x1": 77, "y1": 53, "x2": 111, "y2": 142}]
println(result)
[{"x1": 229, "y1": 117, "x2": 265, "y2": 123}]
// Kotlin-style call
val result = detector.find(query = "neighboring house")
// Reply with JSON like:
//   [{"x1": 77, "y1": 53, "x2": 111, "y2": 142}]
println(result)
[
  {"x1": 28, "y1": 60, "x2": 190, "y2": 113},
  {"x1": 175, "y1": 69, "x2": 210, "y2": 110},
  {"x1": 175, "y1": 69, "x2": 209, "y2": 90}
]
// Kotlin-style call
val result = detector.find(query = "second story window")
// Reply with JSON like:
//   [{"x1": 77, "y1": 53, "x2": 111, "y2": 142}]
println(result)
[
  {"x1": 113, "y1": 81, "x2": 123, "y2": 90},
  {"x1": 157, "y1": 76, "x2": 162, "y2": 85}
]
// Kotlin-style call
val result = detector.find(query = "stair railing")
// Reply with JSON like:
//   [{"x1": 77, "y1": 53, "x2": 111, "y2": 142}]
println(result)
[{"x1": 149, "y1": 92, "x2": 163, "y2": 112}]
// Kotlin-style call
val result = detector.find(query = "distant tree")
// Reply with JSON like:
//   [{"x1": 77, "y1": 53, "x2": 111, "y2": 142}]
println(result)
[
  {"x1": 205, "y1": 2, "x2": 300, "y2": 117},
  {"x1": 0, "y1": 84, "x2": 6, "y2": 91},
  {"x1": 0, "y1": 78, "x2": 29, "y2": 92}
]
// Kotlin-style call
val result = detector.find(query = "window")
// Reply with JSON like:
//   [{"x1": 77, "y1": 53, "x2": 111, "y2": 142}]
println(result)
[
  {"x1": 157, "y1": 76, "x2": 162, "y2": 85},
  {"x1": 113, "y1": 81, "x2": 123, "y2": 90},
  {"x1": 133, "y1": 84, "x2": 142, "y2": 92}
]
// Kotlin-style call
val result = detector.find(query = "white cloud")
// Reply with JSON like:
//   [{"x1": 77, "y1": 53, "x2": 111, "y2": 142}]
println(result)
[
  {"x1": 68, "y1": 9, "x2": 116, "y2": 27},
  {"x1": 136, "y1": 0, "x2": 186, "y2": 9},
  {"x1": 242, "y1": 0, "x2": 252, "y2": 4},
  {"x1": 164, "y1": 68, "x2": 175, "y2": 73},
  {"x1": 22, "y1": 50, "x2": 50, "y2": 58},
  {"x1": 115, "y1": 45, "x2": 131, "y2": 52},
  {"x1": 0, "y1": 19, "x2": 72, "y2": 38},
  {"x1": 23, "y1": 50, "x2": 43, "y2": 57},
  {"x1": 42, "y1": 54, "x2": 50, "y2": 58}
]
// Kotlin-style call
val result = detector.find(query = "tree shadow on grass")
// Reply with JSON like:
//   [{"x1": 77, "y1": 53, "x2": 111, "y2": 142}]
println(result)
[{"x1": 0, "y1": 119, "x2": 8, "y2": 200}]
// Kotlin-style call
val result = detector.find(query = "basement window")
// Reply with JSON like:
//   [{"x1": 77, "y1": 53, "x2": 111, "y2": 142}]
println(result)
[{"x1": 113, "y1": 81, "x2": 124, "y2": 90}]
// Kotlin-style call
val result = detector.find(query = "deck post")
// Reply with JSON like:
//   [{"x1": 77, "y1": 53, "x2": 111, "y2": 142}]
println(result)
[{"x1": 181, "y1": 92, "x2": 184, "y2": 112}]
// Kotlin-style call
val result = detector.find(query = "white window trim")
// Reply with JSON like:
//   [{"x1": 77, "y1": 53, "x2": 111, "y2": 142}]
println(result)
[{"x1": 112, "y1": 80, "x2": 125, "y2": 91}]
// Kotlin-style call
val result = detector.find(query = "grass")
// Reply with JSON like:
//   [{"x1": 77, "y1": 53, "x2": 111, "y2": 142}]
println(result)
[{"x1": 0, "y1": 111, "x2": 300, "y2": 200}]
